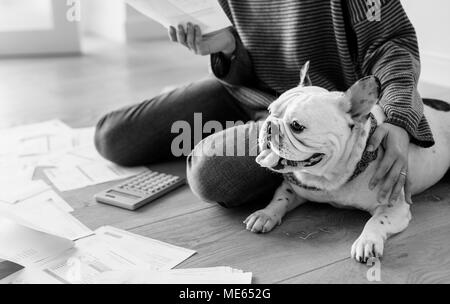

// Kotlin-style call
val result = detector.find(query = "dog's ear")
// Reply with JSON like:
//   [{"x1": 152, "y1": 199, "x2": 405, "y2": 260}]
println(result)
[
  {"x1": 299, "y1": 61, "x2": 312, "y2": 87},
  {"x1": 341, "y1": 75, "x2": 381, "y2": 122}
]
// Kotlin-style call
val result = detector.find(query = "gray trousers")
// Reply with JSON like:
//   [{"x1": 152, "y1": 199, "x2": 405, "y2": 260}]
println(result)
[{"x1": 94, "y1": 77, "x2": 283, "y2": 207}]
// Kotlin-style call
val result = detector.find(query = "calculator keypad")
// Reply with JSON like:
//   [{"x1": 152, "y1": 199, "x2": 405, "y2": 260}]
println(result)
[{"x1": 118, "y1": 171, "x2": 182, "y2": 195}]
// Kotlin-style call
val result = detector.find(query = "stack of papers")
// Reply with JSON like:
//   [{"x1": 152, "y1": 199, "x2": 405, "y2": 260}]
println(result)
[
  {"x1": 95, "y1": 267, "x2": 253, "y2": 284},
  {"x1": 0, "y1": 120, "x2": 253, "y2": 284},
  {"x1": 0, "y1": 219, "x2": 197, "y2": 284},
  {"x1": 0, "y1": 120, "x2": 147, "y2": 195},
  {"x1": 0, "y1": 216, "x2": 252, "y2": 284},
  {"x1": 126, "y1": 0, "x2": 232, "y2": 34}
]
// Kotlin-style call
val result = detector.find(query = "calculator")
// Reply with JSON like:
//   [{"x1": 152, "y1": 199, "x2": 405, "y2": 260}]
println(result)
[{"x1": 94, "y1": 170, "x2": 186, "y2": 210}]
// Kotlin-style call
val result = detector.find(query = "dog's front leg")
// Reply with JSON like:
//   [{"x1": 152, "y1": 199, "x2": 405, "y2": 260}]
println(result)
[
  {"x1": 244, "y1": 181, "x2": 305, "y2": 233},
  {"x1": 351, "y1": 198, "x2": 411, "y2": 263}
]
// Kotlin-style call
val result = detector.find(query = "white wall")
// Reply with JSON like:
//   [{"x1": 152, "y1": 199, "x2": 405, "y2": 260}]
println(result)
[
  {"x1": 402, "y1": 0, "x2": 450, "y2": 86},
  {"x1": 80, "y1": 0, "x2": 126, "y2": 41},
  {"x1": 80, "y1": 0, "x2": 166, "y2": 42}
]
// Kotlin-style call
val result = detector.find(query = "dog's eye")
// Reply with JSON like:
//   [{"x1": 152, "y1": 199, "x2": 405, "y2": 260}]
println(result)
[{"x1": 290, "y1": 121, "x2": 306, "y2": 133}]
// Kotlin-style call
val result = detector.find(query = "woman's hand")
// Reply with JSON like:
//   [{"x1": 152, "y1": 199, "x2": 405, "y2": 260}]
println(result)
[
  {"x1": 168, "y1": 23, "x2": 236, "y2": 57},
  {"x1": 367, "y1": 123, "x2": 412, "y2": 204}
]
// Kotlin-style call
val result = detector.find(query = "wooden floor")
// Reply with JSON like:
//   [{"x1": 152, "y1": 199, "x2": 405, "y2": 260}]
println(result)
[{"x1": 2, "y1": 36, "x2": 450, "y2": 284}]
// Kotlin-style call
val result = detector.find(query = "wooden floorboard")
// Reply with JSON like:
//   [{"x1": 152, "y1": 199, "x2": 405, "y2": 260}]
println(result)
[
  {"x1": 2, "y1": 36, "x2": 450, "y2": 283},
  {"x1": 281, "y1": 175, "x2": 450, "y2": 283}
]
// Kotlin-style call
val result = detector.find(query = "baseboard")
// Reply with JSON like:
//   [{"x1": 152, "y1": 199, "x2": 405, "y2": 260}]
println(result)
[{"x1": 420, "y1": 52, "x2": 450, "y2": 88}]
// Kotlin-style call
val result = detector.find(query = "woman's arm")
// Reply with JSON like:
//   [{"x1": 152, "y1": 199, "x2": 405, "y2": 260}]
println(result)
[{"x1": 345, "y1": 0, "x2": 434, "y2": 147}]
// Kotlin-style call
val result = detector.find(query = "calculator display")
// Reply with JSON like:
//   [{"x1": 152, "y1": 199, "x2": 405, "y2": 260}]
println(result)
[{"x1": 106, "y1": 190, "x2": 141, "y2": 199}]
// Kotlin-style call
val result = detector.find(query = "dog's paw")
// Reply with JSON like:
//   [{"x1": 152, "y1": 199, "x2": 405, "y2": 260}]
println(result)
[
  {"x1": 243, "y1": 209, "x2": 282, "y2": 233},
  {"x1": 351, "y1": 232, "x2": 384, "y2": 263}
]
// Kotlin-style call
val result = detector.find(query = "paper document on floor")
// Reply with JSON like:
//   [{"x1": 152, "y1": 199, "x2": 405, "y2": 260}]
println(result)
[
  {"x1": 1, "y1": 224, "x2": 197, "y2": 284},
  {"x1": 0, "y1": 190, "x2": 93, "y2": 241},
  {"x1": 0, "y1": 121, "x2": 146, "y2": 192},
  {"x1": 0, "y1": 217, "x2": 74, "y2": 267},
  {"x1": 93, "y1": 266, "x2": 253, "y2": 284},
  {"x1": 44, "y1": 163, "x2": 147, "y2": 192}
]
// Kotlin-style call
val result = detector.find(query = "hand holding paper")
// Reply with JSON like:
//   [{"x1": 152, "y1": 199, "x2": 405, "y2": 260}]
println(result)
[{"x1": 168, "y1": 24, "x2": 235, "y2": 56}]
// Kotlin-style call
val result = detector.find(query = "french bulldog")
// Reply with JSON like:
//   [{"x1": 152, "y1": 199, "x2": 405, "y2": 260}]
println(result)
[{"x1": 246, "y1": 62, "x2": 450, "y2": 263}]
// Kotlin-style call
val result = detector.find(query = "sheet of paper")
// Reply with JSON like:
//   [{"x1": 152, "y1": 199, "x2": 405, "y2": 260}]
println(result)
[
  {"x1": 126, "y1": 0, "x2": 231, "y2": 34},
  {"x1": 0, "y1": 191, "x2": 92, "y2": 240},
  {"x1": 1, "y1": 267, "x2": 62, "y2": 284},
  {"x1": 44, "y1": 163, "x2": 147, "y2": 192},
  {"x1": 38, "y1": 235, "x2": 153, "y2": 284},
  {"x1": 0, "y1": 179, "x2": 50, "y2": 204},
  {"x1": 95, "y1": 226, "x2": 196, "y2": 270},
  {"x1": 0, "y1": 120, "x2": 74, "y2": 158},
  {"x1": 0, "y1": 158, "x2": 37, "y2": 182},
  {"x1": 0, "y1": 258, "x2": 24, "y2": 280},
  {"x1": 0, "y1": 217, "x2": 74, "y2": 267},
  {"x1": 93, "y1": 267, "x2": 253, "y2": 284}
]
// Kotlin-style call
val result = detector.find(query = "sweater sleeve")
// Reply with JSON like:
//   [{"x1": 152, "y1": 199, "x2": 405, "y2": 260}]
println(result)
[
  {"x1": 209, "y1": 27, "x2": 257, "y2": 87},
  {"x1": 345, "y1": 0, "x2": 434, "y2": 147}
]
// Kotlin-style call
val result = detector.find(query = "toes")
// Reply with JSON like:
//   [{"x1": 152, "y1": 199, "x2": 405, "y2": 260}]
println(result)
[
  {"x1": 355, "y1": 241, "x2": 365, "y2": 263},
  {"x1": 373, "y1": 240, "x2": 384, "y2": 258},
  {"x1": 244, "y1": 210, "x2": 280, "y2": 233},
  {"x1": 262, "y1": 219, "x2": 276, "y2": 233},
  {"x1": 364, "y1": 243, "x2": 374, "y2": 262},
  {"x1": 351, "y1": 235, "x2": 384, "y2": 263},
  {"x1": 245, "y1": 216, "x2": 258, "y2": 231},
  {"x1": 251, "y1": 217, "x2": 269, "y2": 233}
]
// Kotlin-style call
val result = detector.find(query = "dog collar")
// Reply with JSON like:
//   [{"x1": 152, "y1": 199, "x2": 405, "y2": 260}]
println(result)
[{"x1": 284, "y1": 114, "x2": 378, "y2": 191}]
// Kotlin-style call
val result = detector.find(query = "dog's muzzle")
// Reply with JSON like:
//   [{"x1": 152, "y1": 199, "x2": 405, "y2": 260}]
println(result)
[{"x1": 258, "y1": 120, "x2": 325, "y2": 171}]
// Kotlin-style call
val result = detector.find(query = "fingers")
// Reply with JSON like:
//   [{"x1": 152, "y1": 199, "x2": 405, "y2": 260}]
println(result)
[
  {"x1": 367, "y1": 126, "x2": 387, "y2": 152},
  {"x1": 176, "y1": 24, "x2": 187, "y2": 47},
  {"x1": 405, "y1": 176, "x2": 413, "y2": 204},
  {"x1": 388, "y1": 165, "x2": 408, "y2": 203},
  {"x1": 171, "y1": 24, "x2": 202, "y2": 54},
  {"x1": 168, "y1": 26, "x2": 177, "y2": 42},
  {"x1": 186, "y1": 23, "x2": 197, "y2": 53},
  {"x1": 369, "y1": 151, "x2": 395, "y2": 190},
  {"x1": 378, "y1": 160, "x2": 403, "y2": 203},
  {"x1": 194, "y1": 25, "x2": 203, "y2": 54}
]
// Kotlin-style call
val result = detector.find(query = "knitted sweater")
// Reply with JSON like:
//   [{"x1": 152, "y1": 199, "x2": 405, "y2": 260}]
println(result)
[{"x1": 211, "y1": 0, "x2": 434, "y2": 147}]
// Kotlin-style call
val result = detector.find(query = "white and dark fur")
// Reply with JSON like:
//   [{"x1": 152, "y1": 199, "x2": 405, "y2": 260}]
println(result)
[{"x1": 245, "y1": 62, "x2": 450, "y2": 263}]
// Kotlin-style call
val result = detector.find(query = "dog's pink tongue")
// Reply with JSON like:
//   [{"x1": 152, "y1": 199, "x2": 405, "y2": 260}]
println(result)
[{"x1": 256, "y1": 149, "x2": 280, "y2": 168}]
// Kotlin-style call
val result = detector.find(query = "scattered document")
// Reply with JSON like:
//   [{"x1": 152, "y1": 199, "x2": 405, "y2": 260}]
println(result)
[
  {"x1": 126, "y1": 0, "x2": 232, "y2": 34},
  {"x1": 0, "y1": 190, "x2": 92, "y2": 240},
  {"x1": 0, "y1": 217, "x2": 74, "y2": 267},
  {"x1": 1, "y1": 120, "x2": 145, "y2": 192},
  {"x1": 2, "y1": 225, "x2": 196, "y2": 284},
  {"x1": 44, "y1": 163, "x2": 147, "y2": 192},
  {"x1": 0, "y1": 179, "x2": 50, "y2": 204},
  {"x1": 0, "y1": 267, "x2": 61, "y2": 284},
  {"x1": 95, "y1": 226, "x2": 196, "y2": 270},
  {"x1": 39, "y1": 236, "x2": 154, "y2": 284},
  {"x1": 0, "y1": 158, "x2": 36, "y2": 182},
  {"x1": 94, "y1": 266, "x2": 253, "y2": 284},
  {"x1": 0, "y1": 120, "x2": 73, "y2": 158}
]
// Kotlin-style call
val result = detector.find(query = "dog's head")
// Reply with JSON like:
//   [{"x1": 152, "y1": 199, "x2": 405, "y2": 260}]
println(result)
[{"x1": 256, "y1": 62, "x2": 381, "y2": 176}]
